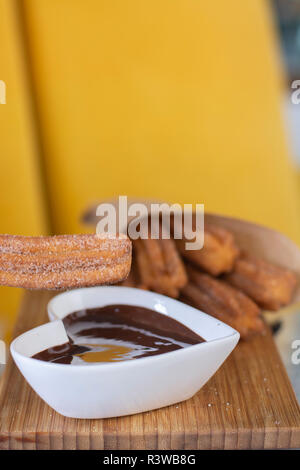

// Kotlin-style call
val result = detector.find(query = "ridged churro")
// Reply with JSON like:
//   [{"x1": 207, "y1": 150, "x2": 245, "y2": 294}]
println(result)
[
  {"x1": 176, "y1": 224, "x2": 239, "y2": 276},
  {"x1": 0, "y1": 233, "x2": 131, "y2": 289},
  {"x1": 181, "y1": 265, "x2": 264, "y2": 339},
  {"x1": 120, "y1": 255, "x2": 148, "y2": 290},
  {"x1": 134, "y1": 236, "x2": 187, "y2": 298},
  {"x1": 224, "y1": 252, "x2": 298, "y2": 310}
]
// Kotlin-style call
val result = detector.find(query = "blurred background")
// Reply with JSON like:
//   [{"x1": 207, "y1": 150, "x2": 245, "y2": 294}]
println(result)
[{"x1": 0, "y1": 0, "x2": 300, "y2": 340}]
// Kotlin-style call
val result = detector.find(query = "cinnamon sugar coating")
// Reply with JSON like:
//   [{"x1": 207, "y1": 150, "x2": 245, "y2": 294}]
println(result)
[{"x1": 0, "y1": 233, "x2": 131, "y2": 289}]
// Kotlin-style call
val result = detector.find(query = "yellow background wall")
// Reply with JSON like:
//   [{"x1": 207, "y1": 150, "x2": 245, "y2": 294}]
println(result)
[
  {"x1": 0, "y1": 0, "x2": 300, "y2": 334},
  {"x1": 20, "y1": 0, "x2": 300, "y2": 239},
  {"x1": 0, "y1": 0, "x2": 48, "y2": 337}
]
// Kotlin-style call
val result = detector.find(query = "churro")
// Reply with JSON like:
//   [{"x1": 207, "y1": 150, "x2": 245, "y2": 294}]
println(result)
[
  {"x1": 224, "y1": 252, "x2": 298, "y2": 310},
  {"x1": 177, "y1": 224, "x2": 239, "y2": 276},
  {"x1": 181, "y1": 265, "x2": 264, "y2": 339},
  {"x1": 0, "y1": 233, "x2": 131, "y2": 289},
  {"x1": 134, "y1": 237, "x2": 187, "y2": 298},
  {"x1": 120, "y1": 255, "x2": 148, "y2": 290}
]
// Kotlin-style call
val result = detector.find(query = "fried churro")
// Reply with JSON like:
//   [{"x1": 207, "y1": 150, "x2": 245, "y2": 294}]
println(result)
[
  {"x1": 224, "y1": 252, "x2": 298, "y2": 311},
  {"x1": 134, "y1": 236, "x2": 187, "y2": 298},
  {"x1": 177, "y1": 224, "x2": 239, "y2": 276},
  {"x1": 181, "y1": 265, "x2": 264, "y2": 339},
  {"x1": 120, "y1": 255, "x2": 148, "y2": 290},
  {"x1": 0, "y1": 233, "x2": 131, "y2": 290}
]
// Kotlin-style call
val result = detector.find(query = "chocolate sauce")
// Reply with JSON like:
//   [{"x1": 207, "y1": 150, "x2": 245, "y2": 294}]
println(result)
[{"x1": 32, "y1": 304, "x2": 205, "y2": 365}]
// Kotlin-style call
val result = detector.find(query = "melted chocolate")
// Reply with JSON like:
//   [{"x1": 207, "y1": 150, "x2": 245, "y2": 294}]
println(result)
[{"x1": 32, "y1": 304, "x2": 205, "y2": 364}]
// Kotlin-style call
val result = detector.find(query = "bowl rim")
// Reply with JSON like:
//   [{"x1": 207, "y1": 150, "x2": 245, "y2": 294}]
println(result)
[
  {"x1": 11, "y1": 327, "x2": 239, "y2": 371},
  {"x1": 11, "y1": 286, "x2": 240, "y2": 370}
]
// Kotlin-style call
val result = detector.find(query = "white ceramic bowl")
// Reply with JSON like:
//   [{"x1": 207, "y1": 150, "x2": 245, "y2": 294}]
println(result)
[{"x1": 11, "y1": 286, "x2": 239, "y2": 419}]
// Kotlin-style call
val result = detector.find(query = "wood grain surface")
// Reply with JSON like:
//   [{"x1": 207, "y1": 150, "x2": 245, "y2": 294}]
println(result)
[{"x1": 0, "y1": 291, "x2": 299, "y2": 450}]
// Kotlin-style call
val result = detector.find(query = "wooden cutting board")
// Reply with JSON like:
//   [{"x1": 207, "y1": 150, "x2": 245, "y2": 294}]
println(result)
[{"x1": 0, "y1": 291, "x2": 300, "y2": 450}]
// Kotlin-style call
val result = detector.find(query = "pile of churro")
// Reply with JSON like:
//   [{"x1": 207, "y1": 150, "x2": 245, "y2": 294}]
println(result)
[{"x1": 122, "y1": 219, "x2": 298, "y2": 339}]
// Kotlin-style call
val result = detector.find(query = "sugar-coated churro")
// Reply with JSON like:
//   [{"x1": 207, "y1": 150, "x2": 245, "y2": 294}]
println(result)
[
  {"x1": 176, "y1": 224, "x2": 239, "y2": 276},
  {"x1": 0, "y1": 233, "x2": 131, "y2": 289},
  {"x1": 120, "y1": 254, "x2": 148, "y2": 290},
  {"x1": 224, "y1": 252, "x2": 298, "y2": 310},
  {"x1": 181, "y1": 265, "x2": 264, "y2": 339},
  {"x1": 134, "y1": 236, "x2": 187, "y2": 298}
]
